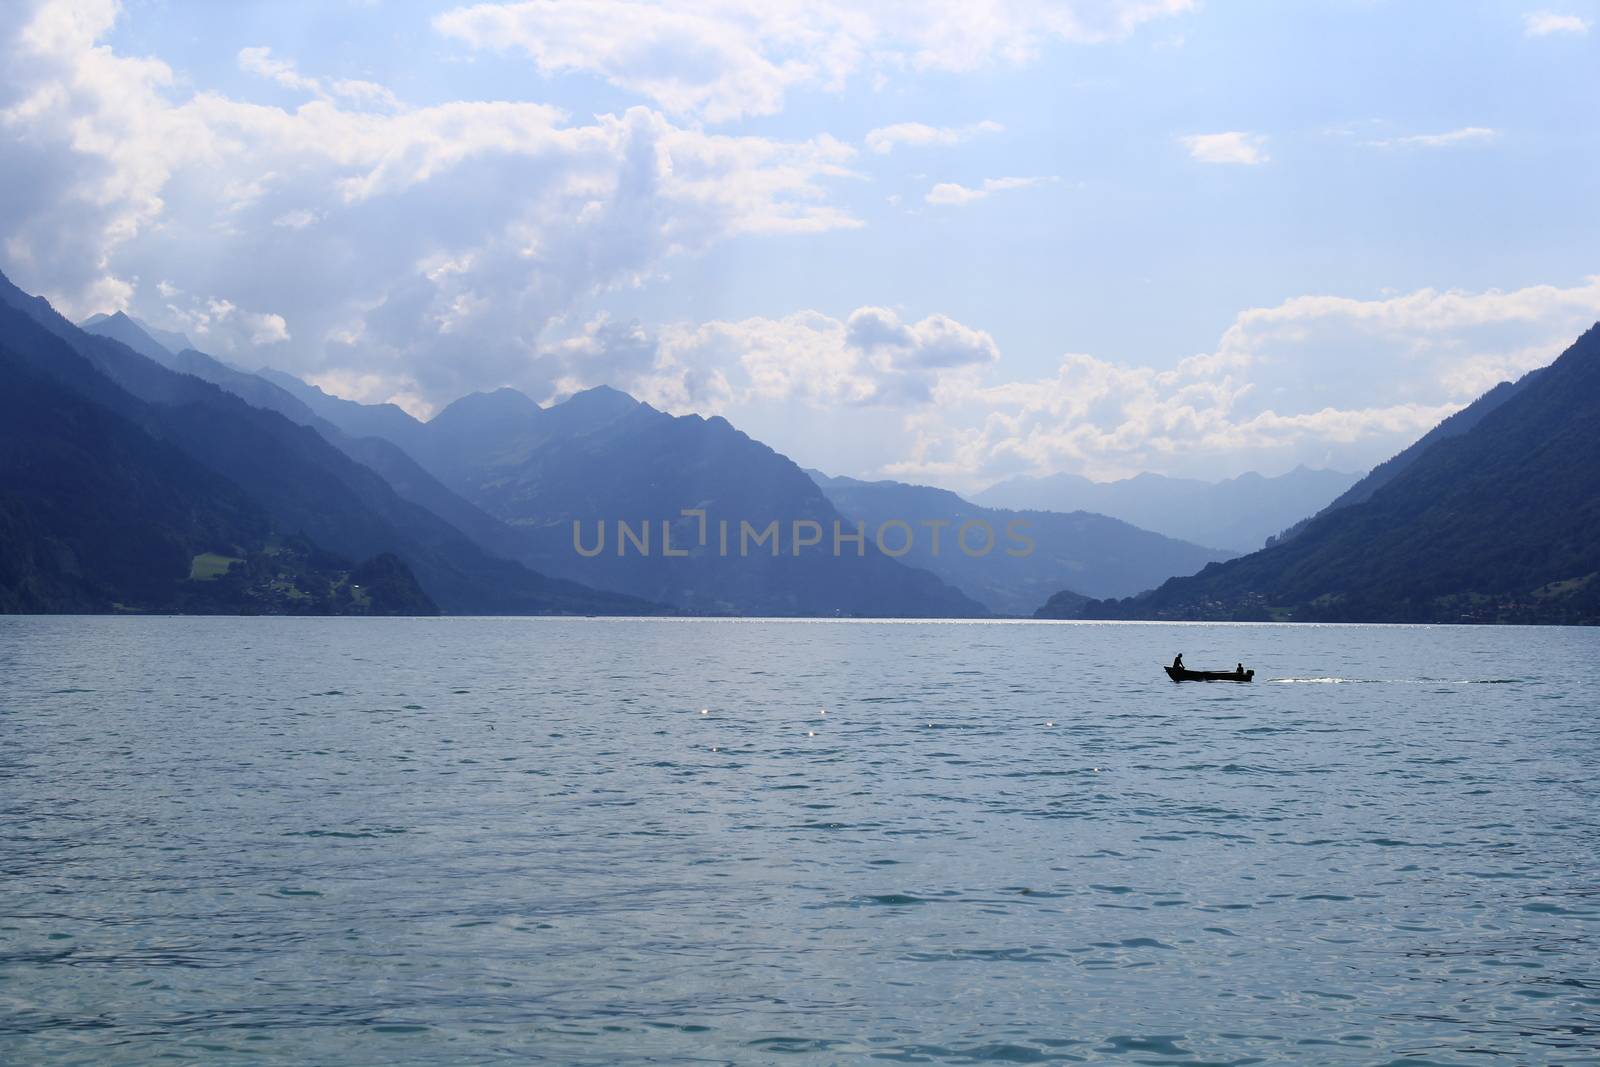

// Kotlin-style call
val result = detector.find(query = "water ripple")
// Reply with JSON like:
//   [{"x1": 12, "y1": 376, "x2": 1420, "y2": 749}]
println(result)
[{"x1": 1, "y1": 616, "x2": 1596, "y2": 1065}]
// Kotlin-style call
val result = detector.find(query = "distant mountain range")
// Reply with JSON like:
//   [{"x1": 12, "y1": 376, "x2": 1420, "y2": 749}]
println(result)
[
  {"x1": 78, "y1": 313, "x2": 538, "y2": 578},
  {"x1": 18, "y1": 267, "x2": 1581, "y2": 624},
  {"x1": 1263, "y1": 371, "x2": 1545, "y2": 548},
  {"x1": 809, "y1": 472, "x2": 1232, "y2": 615},
  {"x1": 2, "y1": 303, "x2": 434, "y2": 613},
  {"x1": 1045, "y1": 323, "x2": 1600, "y2": 624},
  {"x1": 263, "y1": 376, "x2": 986, "y2": 617},
  {"x1": 976, "y1": 466, "x2": 1360, "y2": 551},
  {"x1": 263, "y1": 365, "x2": 1250, "y2": 617},
  {"x1": 1, "y1": 272, "x2": 657, "y2": 615},
  {"x1": 80, "y1": 307, "x2": 1242, "y2": 617},
  {"x1": 80, "y1": 311, "x2": 194, "y2": 362},
  {"x1": 41, "y1": 291, "x2": 989, "y2": 617}
]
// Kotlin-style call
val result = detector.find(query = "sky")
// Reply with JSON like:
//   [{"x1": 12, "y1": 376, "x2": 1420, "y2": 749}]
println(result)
[{"x1": 2, "y1": 0, "x2": 1598, "y2": 491}]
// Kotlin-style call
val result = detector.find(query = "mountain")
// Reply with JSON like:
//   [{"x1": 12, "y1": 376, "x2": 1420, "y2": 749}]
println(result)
[
  {"x1": 416, "y1": 386, "x2": 554, "y2": 485},
  {"x1": 1, "y1": 271, "x2": 661, "y2": 616},
  {"x1": 83, "y1": 315, "x2": 378, "y2": 440},
  {"x1": 1, "y1": 313, "x2": 434, "y2": 614},
  {"x1": 284, "y1": 375, "x2": 985, "y2": 616},
  {"x1": 58, "y1": 297, "x2": 980, "y2": 616},
  {"x1": 1265, "y1": 372, "x2": 1546, "y2": 546},
  {"x1": 81, "y1": 317, "x2": 535, "y2": 566},
  {"x1": 81, "y1": 312, "x2": 194, "y2": 358},
  {"x1": 810, "y1": 472, "x2": 1233, "y2": 615},
  {"x1": 422, "y1": 390, "x2": 986, "y2": 616},
  {"x1": 975, "y1": 466, "x2": 1360, "y2": 552},
  {"x1": 137, "y1": 321, "x2": 196, "y2": 357},
  {"x1": 258, "y1": 368, "x2": 431, "y2": 457},
  {"x1": 1033, "y1": 589, "x2": 1090, "y2": 620},
  {"x1": 1064, "y1": 324, "x2": 1600, "y2": 624},
  {"x1": 80, "y1": 311, "x2": 183, "y2": 365}
]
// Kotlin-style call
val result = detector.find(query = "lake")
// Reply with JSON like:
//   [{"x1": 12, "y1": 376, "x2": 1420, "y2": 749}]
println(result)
[{"x1": 2, "y1": 617, "x2": 1597, "y2": 1064}]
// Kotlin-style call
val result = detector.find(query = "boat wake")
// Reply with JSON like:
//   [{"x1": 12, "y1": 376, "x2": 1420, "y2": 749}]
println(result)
[
  {"x1": 1270, "y1": 676, "x2": 1523, "y2": 685},
  {"x1": 1270, "y1": 676, "x2": 1355, "y2": 684}
]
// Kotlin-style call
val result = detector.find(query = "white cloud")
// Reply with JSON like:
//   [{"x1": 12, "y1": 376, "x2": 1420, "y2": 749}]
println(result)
[
  {"x1": 7, "y1": 0, "x2": 1593, "y2": 490},
  {"x1": 246, "y1": 311, "x2": 290, "y2": 345},
  {"x1": 1523, "y1": 10, "x2": 1590, "y2": 35},
  {"x1": 1368, "y1": 126, "x2": 1499, "y2": 149},
  {"x1": 238, "y1": 46, "x2": 321, "y2": 95},
  {"x1": 1179, "y1": 131, "x2": 1268, "y2": 165},
  {"x1": 435, "y1": 0, "x2": 1194, "y2": 122},
  {"x1": 272, "y1": 208, "x2": 317, "y2": 229},
  {"x1": 925, "y1": 175, "x2": 1054, "y2": 205},
  {"x1": 541, "y1": 305, "x2": 1000, "y2": 413},
  {"x1": 330, "y1": 79, "x2": 400, "y2": 110},
  {"x1": 878, "y1": 277, "x2": 1600, "y2": 486},
  {"x1": 308, "y1": 369, "x2": 435, "y2": 420},
  {"x1": 0, "y1": 0, "x2": 864, "y2": 402},
  {"x1": 239, "y1": 46, "x2": 401, "y2": 109},
  {"x1": 529, "y1": 276, "x2": 1600, "y2": 488},
  {"x1": 865, "y1": 119, "x2": 1003, "y2": 154},
  {"x1": 142, "y1": 284, "x2": 292, "y2": 352}
]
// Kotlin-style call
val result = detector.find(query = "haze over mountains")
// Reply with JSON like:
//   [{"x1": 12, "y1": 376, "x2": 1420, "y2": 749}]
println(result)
[
  {"x1": 976, "y1": 467, "x2": 1361, "y2": 552},
  {"x1": 11, "y1": 267, "x2": 1590, "y2": 623},
  {"x1": 262, "y1": 375, "x2": 986, "y2": 617},
  {"x1": 0, "y1": 326, "x2": 392, "y2": 614},
  {"x1": 1044, "y1": 323, "x2": 1600, "y2": 625},
  {"x1": 810, "y1": 473, "x2": 1231, "y2": 615},
  {"x1": 35, "y1": 278, "x2": 1271, "y2": 619},
  {"x1": 264, "y1": 357, "x2": 1249, "y2": 616},
  {"x1": 1, "y1": 272, "x2": 657, "y2": 615},
  {"x1": 1264, "y1": 371, "x2": 1547, "y2": 548},
  {"x1": 1, "y1": 272, "x2": 988, "y2": 617}
]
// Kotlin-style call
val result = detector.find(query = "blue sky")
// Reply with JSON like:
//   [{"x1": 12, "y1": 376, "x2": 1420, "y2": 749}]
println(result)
[{"x1": 3, "y1": 0, "x2": 1598, "y2": 489}]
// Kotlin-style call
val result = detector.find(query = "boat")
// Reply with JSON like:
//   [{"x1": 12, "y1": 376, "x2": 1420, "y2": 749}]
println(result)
[{"x1": 1164, "y1": 665, "x2": 1253, "y2": 683}]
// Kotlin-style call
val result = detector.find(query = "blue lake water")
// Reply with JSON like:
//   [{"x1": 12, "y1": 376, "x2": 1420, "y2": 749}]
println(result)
[{"x1": 2, "y1": 617, "x2": 1598, "y2": 1065}]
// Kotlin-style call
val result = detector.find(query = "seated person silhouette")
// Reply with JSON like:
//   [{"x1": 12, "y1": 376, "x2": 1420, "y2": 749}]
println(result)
[{"x1": 1172, "y1": 654, "x2": 1184, "y2": 670}]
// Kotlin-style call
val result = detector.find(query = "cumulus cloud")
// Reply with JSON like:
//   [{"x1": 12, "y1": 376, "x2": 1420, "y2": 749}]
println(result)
[
  {"x1": 865, "y1": 119, "x2": 1003, "y2": 154},
  {"x1": 1368, "y1": 126, "x2": 1499, "y2": 149},
  {"x1": 7, "y1": 1, "x2": 1593, "y2": 492},
  {"x1": 519, "y1": 276, "x2": 1600, "y2": 488},
  {"x1": 246, "y1": 311, "x2": 290, "y2": 345},
  {"x1": 0, "y1": 0, "x2": 863, "y2": 404},
  {"x1": 584, "y1": 306, "x2": 1001, "y2": 411},
  {"x1": 1179, "y1": 131, "x2": 1268, "y2": 165},
  {"x1": 1523, "y1": 10, "x2": 1590, "y2": 35},
  {"x1": 140, "y1": 284, "x2": 293, "y2": 354},
  {"x1": 512, "y1": 304, "x2": 1001, "y2": 415},
  {"x1": 435, "y1": 0, "x2": 1194, "y2": 122},
  {"x1": 878, "y1": 277, "x2": 1600, "y2": 486},
  {"x1": 925, "y1": 175, "x2": 1054, "y2": 205}
]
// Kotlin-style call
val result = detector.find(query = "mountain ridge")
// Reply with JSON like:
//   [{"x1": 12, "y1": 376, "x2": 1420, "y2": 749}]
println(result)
[
  {"x1": 261, "y1": 371, "x2": 988, "y2": 617},
  {"x1": 1057, "y1": 323, "x2": 1600, "y2": 624},
  {"x1": 2, "y1": 308, "x2": 435, "y2": 614},
  {"x1": 976, "y1": 465, "x2": 1360, "y2": 552},
  {"x1": 2, "y1": 272, "x2": 664, "y2": 616},
  {"x1": 810, "y1": 471, "x2": 1233, "y2": 614}
]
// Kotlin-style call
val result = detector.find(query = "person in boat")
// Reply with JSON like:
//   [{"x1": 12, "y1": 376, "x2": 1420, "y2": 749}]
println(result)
[
  {"x1": 1236, "y1": 663, "x2": 1244, "y2": 675},
  {"x1": 1172, "y1": 653, "x2": 1184, "y2": 670}
]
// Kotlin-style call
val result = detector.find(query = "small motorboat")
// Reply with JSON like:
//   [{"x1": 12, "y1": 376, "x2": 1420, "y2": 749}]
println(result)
[{"x1": 1165, "y1": 665, "x2": 1254, "y2": 683}]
